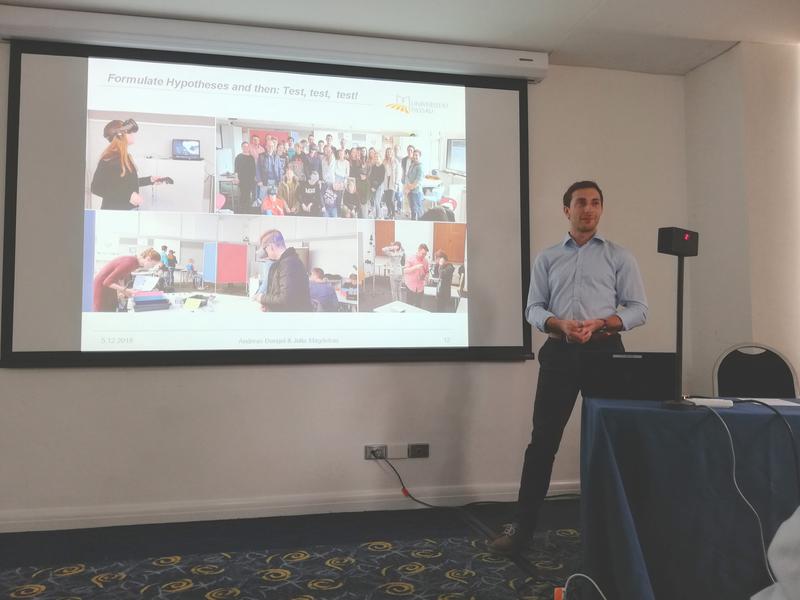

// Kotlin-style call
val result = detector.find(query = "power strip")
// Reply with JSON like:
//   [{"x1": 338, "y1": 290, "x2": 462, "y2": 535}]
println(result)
[{"x1": 684, "y1": 397, "x2": 734, "y2": 408}]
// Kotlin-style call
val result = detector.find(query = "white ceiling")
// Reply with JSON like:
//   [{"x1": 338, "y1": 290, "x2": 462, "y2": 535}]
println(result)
[{"x1": 2, "y1": 0, "x2": 799, "y2": 74}]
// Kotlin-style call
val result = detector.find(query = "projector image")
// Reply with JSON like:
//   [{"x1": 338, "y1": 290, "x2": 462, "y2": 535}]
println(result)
[{"x1": 658, "y1": 227, "x2": 699, "y2": 257}]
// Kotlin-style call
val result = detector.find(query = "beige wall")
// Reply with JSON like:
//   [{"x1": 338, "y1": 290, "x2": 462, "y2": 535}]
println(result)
[
  {"x1": 0, "y1": 44, "x2": 688, "y2": 532},
  {"x1": 685, "y1": 42, "x2": 800, "y2": 394},
  {"x1": 529, "y1": 64, "x2": 687, "y2": 471}
]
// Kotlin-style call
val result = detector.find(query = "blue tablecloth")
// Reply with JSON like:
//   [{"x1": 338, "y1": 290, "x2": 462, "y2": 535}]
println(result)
[{"x1": 580, "y1": 398, "x2": 800, "y2": 600}]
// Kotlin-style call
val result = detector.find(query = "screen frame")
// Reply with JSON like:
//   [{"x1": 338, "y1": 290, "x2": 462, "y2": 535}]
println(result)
[
  {"x1": 444, "y1": 138, "x2": 467, "y2": 176},
  {"x1": 2, "y1": 39, "x2": 533, "y2": 368},
  {"x1": 171, "y1": 138, "x2": 201, "y2": 158}
]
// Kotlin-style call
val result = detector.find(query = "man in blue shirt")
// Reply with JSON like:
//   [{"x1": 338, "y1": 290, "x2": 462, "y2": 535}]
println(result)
[
  {"x1": 257, "y1": 138, "x2": 285, "y2": 197},
  {"x1": 489, "y1": 180, "x2": 648, "y2": 555},
  {"x1": 309, "y1": 268, "x2": 340, "y2": 312}
]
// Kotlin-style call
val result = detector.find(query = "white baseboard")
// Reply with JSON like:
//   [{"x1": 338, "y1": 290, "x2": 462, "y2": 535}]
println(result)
[{"x1": 0, "y1": 480, "x2": 580, "y2": 533}]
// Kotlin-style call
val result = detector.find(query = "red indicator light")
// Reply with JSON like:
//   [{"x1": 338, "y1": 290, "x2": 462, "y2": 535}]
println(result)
[{"x1": 683, "y1": 233, "x2": 690, "y2": 241}]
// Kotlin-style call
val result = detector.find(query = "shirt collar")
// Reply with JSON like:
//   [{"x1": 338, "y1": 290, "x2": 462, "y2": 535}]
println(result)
[{"x1": 562, "y1": 231, "x2": 606, "y2": 247}]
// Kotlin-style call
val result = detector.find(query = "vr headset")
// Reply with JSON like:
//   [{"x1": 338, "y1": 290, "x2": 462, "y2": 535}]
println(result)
[{"x1": 103, "y1": 118, "x2": 139, "y2": 142}]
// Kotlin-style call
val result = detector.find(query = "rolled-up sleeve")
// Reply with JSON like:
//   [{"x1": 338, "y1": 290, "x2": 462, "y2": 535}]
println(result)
[
  {"x1": 615, "y1": 249, "x2": 648, "y2": 331},
  {"x1": 525, "y1": 255, "x2": 555, "y2": 332}
]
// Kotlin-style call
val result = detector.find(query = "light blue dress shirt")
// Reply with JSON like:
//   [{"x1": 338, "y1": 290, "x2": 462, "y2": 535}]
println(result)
[{"x1": 526, "y1": 232, "x2": 648, "y2": 333}]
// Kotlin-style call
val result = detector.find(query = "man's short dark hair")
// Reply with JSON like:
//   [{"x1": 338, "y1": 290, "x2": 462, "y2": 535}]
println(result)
[
  {"x1": 311, "y1": 267, "x2": 325, "y2": 279},
  {"x1": 563, "y1": 180, "x2": 603, "y2": 208},
  {"x1": 418, "y1": 243, "x2": 429, "y2": 252}
]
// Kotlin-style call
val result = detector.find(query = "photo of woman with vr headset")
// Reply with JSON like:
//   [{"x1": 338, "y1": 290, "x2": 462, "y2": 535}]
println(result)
[{"x1": 90, "y1": 118, "x2": 170, "y2": 210}]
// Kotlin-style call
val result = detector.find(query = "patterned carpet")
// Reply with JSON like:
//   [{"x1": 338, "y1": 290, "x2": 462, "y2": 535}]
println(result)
[{"x1": 0, "y1": 528, "x2": 581, "y2": 599}]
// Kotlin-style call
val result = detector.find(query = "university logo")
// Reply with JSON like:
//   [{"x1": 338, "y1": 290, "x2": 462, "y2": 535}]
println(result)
[
  {"x1": 385, "y1": 95, "x2": 412, "y2": 114},
  {"x1": 385, "y1": 94, "x2": 449, "y2": 115}
]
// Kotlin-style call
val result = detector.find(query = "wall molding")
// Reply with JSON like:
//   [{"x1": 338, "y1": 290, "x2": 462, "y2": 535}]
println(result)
[{"x1": 0, "y1": 480, "x2": 579, "y2": 533}]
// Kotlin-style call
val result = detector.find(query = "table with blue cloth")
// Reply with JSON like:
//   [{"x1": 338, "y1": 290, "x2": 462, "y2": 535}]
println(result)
[{"x1": 580, "y1": 398, "x2": 800, "y2": 600}]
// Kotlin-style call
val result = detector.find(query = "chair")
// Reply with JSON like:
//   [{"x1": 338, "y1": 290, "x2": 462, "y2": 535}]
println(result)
[{"x1": 713, "y1": 343, "x2": 798, "y2": 398}]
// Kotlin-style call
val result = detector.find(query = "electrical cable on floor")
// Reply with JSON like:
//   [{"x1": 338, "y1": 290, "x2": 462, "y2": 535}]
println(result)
[
  {"x1": 731, "y1": 399, "x2": 800, "y2": 499},
  {"x1": 703, "y1": 405, "x2": 777, "y2": 584},
  {"x1": 370, "y1": 450, "x2": 560, "y2": 585},
  {"x1": 562, "y1": 572, "x2": 609, "y2": 600},
  {"x1": 373, "y1": 451, "x2": 440, "y2": 509},
  {"x1": 369, "y1": 449, "x2": 577, "y2": 509}
]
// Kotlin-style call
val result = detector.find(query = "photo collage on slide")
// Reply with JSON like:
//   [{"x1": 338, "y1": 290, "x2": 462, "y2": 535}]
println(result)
[{"x1": 81, "y1": 58, "x2": 468, "y2": 350}]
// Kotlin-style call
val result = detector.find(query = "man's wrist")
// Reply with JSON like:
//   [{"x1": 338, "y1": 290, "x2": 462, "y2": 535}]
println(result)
[
  {"x1": 544, "y1": 317, "x2": 560, "y2": 334},
  {"x1": 597, "y1": 316, "x2": 622, "y2": 334}
]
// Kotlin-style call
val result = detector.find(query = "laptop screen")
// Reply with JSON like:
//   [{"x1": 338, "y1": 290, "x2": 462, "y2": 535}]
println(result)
[
  {"x1": 132, "y1": 274, "x2": 159, "y2": 292},
  {"x1": 580, "y1": 352, "x2": 677, "y2": 401}
]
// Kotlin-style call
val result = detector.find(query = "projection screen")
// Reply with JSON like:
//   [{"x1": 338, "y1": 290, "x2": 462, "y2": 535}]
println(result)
[{"x1": 2, "y1": 41, "x2": 531, "y2": 367}]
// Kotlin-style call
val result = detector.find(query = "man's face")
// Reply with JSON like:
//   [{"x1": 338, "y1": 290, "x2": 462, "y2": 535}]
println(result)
[
  {"x1": 241, "y1": 143, "x2": 250, "y2": 154},
  {"x1": 263, "y1": 241, "x2": 280, "y2": 260},
  {"x1": 413, "y1": 151, "x2": 421, "y2": 162},
  {"x1": 251, "y1": 137, "x2": 260, "y2": 146},
  {"x1": 564, "y1": 187, "x2": 603, "y2": 234},
  {"x1": 417, "y1": 248, "x2": 428, "y2": 260},
  {"x1": 407, "y1": 146, "x2": 414, "y2": 157}
]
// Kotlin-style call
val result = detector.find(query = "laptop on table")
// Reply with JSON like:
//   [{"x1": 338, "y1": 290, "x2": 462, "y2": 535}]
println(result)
[{"x1": 580, "y1": 352, "x2": 677, "y2": 402}]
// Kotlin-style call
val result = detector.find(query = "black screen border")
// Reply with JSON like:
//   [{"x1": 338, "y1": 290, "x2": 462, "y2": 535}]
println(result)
[{"x1": 2, "y1": 39, "x2": 533, "y2": 368}]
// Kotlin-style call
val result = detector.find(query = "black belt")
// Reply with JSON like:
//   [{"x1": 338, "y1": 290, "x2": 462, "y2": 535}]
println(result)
[{"x1": 547, "y1": 332, "x2": 622, "y2": 344}]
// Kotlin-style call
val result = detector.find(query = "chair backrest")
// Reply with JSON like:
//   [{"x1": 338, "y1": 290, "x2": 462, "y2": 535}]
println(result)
[{"x1": 713, "y1": 343, "x2": 798, "y2": 398}]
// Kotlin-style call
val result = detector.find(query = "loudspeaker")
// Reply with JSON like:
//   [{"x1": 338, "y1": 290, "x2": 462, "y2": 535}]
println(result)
[{"x1": 658, "y1": 227, "x2": 699, "y2": 257}]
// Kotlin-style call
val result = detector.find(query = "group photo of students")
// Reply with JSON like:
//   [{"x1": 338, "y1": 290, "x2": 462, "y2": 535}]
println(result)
[
  {"x1": 83, "y1": 111, "x2": 469, "y2": 318},
  {"x1": 216, "y1": 120, "x2": 467, "y2": 223}
]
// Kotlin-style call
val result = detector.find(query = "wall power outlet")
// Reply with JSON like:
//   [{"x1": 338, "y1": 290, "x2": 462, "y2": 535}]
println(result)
[
  {"x1": 364, "y1": 443, "x2": 430, "y2": 459},
  {"x1": 364, "y1": 444, "x2": 387, "y2": 459}
]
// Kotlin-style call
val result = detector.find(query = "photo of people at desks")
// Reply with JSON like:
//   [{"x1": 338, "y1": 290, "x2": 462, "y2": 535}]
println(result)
[
  {"x1": 357, "y1": 220, "x2": 467, "y2": 314},
  {"x1": 215, "y1": 120, "x2": 466, "y2": 222},
  {"x1": 86, "y1": 111, "x2": 216, "y2": 213},
  {"x1": 83, "y1": 211, "x2": 358, "y2": 314}
]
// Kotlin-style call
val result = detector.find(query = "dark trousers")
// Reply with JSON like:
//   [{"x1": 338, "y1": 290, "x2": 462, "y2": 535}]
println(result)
[
  {"x1": 515, "y1": 334, "x2": 624, "y2": 532},
  {"x1": 407, "y1": 290, "x2": 423, "y2": 307},
  {"x1": 238, "y1": 182, "x2": 256, "y2": 214}
]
